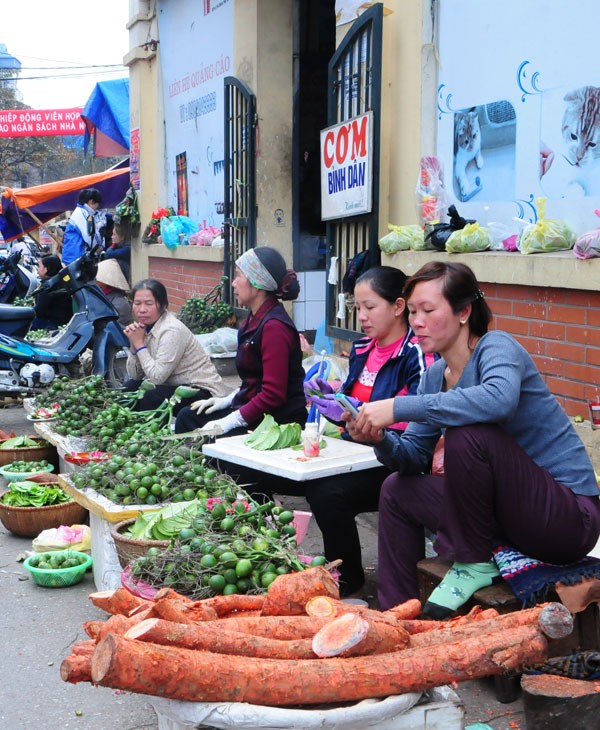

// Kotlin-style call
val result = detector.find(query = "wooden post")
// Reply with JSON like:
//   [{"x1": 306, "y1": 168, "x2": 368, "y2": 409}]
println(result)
[{"x1": 23, "y1": 207, "x2": 62, "y2": 248}]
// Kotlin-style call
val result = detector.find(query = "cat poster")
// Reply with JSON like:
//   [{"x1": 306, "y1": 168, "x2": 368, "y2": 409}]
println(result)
[
  {"x1": 452, "y1": 102, "x2": 517, "y2": 203},
  {"x1": 438, "y1": 0, "x2": 600, "y2": 232},
  {"x1": 539, "y1": 85, "x2": 600, "y2": 200}
]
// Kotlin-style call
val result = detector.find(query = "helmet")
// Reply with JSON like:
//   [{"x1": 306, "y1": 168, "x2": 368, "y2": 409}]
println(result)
[{"x1": 19, "y1": 363, "x2": 56, "y2": 387}]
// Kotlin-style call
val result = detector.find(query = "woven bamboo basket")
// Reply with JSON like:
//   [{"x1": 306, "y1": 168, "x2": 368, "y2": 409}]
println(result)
[
  {"x1": 111, "y1": 518, "x2": 170, "y2": 569},
  {"x1": 0, "y1": 494, "x2": 88, "y2": 538},
  {"x1": 0, "y1": 437, "x2": 57, "y2": 468}
]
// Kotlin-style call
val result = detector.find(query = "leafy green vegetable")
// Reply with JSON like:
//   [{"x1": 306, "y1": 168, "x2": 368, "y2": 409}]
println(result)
[
  {"x1": 244, "y1": 416, "x2": 302, "y2": 451},
  {"x1": 128, "y1": 501, "x2": 201, "y2": 540},
  {"x1": 0, "y1": 435, "x2": 40, "y2": 450},
  {"x1": 1, "y1": 481, "x2": 70, "y2": 507}
]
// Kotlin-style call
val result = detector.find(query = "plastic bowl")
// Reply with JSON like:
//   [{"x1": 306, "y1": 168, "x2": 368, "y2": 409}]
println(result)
[
  {"x1": 0, "y1": 463, "x2": 55, "y2": 482},
  {"x1": 23, "y1": 550, "x2": 92, "y2": 588}
]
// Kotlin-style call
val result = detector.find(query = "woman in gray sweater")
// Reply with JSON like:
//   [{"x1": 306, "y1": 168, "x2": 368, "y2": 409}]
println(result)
[{"x1": 350, "y1": 261, "x2": 600, "y2": 615}]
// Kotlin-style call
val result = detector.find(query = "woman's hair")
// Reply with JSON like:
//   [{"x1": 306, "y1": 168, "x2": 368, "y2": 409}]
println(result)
[
  {"x1": 113, "y1": 220, "x2": 131, "y2": 243},
  {"x1": 254, "y1": 246, "x2": 300, "y2": 301},
  {"x1": 356, "y1": 266, "x2": 409, "y2": 322},
  {"x1": 404, "y1": 261, "x2": 493, "y2": 336},
  {"x1": 78, "y1": 188, "x2": 102, "y2": 206},
  {"x1": 131, "y1": 279, "x2": 169, "y2": 311},
  {"x1": 40, "y1": 254, "x2": 62, "y2": 278}
]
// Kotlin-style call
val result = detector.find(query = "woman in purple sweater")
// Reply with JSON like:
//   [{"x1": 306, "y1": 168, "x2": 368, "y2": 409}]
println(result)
[{"x1": 174, "y1": 247, "x2": 306, "y2": 435}]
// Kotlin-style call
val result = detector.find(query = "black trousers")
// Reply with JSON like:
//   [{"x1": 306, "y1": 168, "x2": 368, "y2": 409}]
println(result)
[{"x1": 123, "y1": 379, "x2": 210, "y2": 414}]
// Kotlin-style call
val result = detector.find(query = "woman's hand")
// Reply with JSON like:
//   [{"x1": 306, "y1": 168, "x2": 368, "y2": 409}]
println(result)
[
  {"x1": 345, "y1": 413, "x2": 385, "y2": 444},
  {"x1": 124, "y1": 321, "x2": 146, "y2": 351},
  {"x1": 354, "y1": 398, "x2": 395, "y2": 431}
]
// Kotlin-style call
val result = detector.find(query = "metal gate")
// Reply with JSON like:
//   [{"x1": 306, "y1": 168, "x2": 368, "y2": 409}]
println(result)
[
  {"x1": 223, "y1": 76, "x2": 257, "y2": 308},
  {"x1": 325, "y1": 4, "x2": 383, "y2": 339}
]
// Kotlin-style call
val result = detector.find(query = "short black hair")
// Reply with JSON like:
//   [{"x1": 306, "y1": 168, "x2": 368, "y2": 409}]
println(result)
[
  {"x1": 78, "y1": 188, "x2": 102, "y2": 206},
  {"x1": 40, "y1": 254, "x2": 62, "y2": 277}
]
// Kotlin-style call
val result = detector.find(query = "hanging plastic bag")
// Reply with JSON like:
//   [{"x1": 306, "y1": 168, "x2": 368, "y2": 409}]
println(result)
[
  {"x1": 424, "y1": 205, "x2": 475, "y2": 251},
  {"x1": 446, "y1": 222, "x2": 493, "y2": 253},
  {"x1": 573, "y1": 210, "x2": 600, "y2": 259},
  {"x1": 378, "y1": 224, "x2": 423, "y2": 254},
  {"x1": 517, "y1": 198, "x2": 575, "y2": 255},
  {"x1": 415, "y1": 156, "x2": 448, "y2": 224}
]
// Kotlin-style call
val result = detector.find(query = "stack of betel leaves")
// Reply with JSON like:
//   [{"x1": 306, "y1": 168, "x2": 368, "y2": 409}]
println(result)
[
  {"x1": 244, "y1": 415, "x2": 302, "y2": 450},
  {"x1": 0, "y1": 481, "x2": 70, "y2": 507}
]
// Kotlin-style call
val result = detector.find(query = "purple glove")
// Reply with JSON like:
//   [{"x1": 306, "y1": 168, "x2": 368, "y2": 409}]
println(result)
[
  {"x1": 308, "y1": 393, "x2": 361, "y2": 422},
  {"x1": 304, "y1": 377, "x2": 335, "y2": 398}
]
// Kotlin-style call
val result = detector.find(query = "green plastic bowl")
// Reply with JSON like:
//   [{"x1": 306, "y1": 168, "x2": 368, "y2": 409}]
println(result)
[
  {"x1": 23, "y1": 550, "x2": 92, "y2": 588},
  {"x1": 0, "y1": 463, "x2": 55, "y2": 482}
]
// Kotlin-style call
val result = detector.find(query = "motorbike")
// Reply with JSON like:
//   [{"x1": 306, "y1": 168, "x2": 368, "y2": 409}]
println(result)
[
  {"x1": 0, "y1": 248, "x2": 130, "y2": 396},
  {"x1": 0, "y1": 250, "x2": 40, "y2": 304}
]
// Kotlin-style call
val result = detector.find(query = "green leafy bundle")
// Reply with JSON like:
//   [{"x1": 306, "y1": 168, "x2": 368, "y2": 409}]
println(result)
[
  {"x1": 1, "y1": 481, "x2": 70, "y2": 507},
  {"x1": 244, "y1": 415, "x2": 302, "y2": 451}
]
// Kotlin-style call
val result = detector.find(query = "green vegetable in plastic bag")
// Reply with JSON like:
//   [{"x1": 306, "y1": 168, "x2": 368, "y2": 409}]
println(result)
[
  {"x1": 446, "y1": 222, "x2": 492, "y2": 253},
  {"x1": 378, "y1": 224, "x2": 424, "y2": 254},
  {"x1": 518, "y1": 198, "x2": 575, "y2": 255}
]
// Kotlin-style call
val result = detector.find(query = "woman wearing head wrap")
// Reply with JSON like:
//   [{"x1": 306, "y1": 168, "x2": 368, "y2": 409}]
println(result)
[{"x1": 175, "y1": 246, "x2": 307, "y2": 436}]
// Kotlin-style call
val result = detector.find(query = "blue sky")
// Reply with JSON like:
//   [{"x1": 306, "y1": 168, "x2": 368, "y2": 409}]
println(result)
[{"x1": 1, "y1": 1, "x2": 129, "y2": 109}]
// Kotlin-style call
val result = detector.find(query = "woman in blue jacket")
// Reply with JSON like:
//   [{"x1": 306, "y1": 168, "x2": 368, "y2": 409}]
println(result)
[{"x1": 305, "y1": 266, "x2": 436, "y2": 598}]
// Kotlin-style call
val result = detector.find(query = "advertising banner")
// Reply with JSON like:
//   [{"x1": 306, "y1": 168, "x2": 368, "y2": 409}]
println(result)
[
  {"x1": 320, "y1": 111, "x2": 373, "y2": 220},
  {"x1": 157, "y1": 0, "x2": 233, "y2": 226},
  {"x1": 0, "y1": 108, "x2": 85, "y2": 137}
]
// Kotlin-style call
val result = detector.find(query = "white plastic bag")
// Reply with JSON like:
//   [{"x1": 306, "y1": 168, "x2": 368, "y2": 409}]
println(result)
[{"x1": 32, "y1": 524, "x2": 91, "y2": 553}]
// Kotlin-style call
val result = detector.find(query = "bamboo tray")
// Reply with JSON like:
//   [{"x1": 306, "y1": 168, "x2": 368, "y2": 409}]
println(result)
[{"x1": 57, "y1": 474, "x2": 163, "y2": 523}]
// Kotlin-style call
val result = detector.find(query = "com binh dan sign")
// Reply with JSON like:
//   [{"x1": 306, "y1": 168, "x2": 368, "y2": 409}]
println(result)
[{"x1": 320, "y1": 111, "x2": 373, "y2": 220}]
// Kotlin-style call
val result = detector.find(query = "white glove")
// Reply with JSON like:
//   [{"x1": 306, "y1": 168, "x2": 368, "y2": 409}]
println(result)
[
  {"x1": 190, "y1": 388, "x2": 239, "y2": 414},
  {"x1": 205, "y1": 409, "x2": 247, "y2": 435}
]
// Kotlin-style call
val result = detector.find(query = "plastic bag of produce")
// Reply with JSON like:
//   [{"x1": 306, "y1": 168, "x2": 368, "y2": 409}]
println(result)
[
  {"x1": 517, "y1": 198, "x2": 575, "y2": 255},
  {"x1": 378, "y1": 225, "x2": 423, "y2": 254},
  {"x1": 424, "y1": 205, "x2": 475, "y2": 251},
  {"x1": 573, "y1": 210, "x2": 600, "y2": 259},
  {"x1": 32, "y1": 524, "x2": 91, "y2": 553},
  {"x1": 446, "y1": 222, "x2": 492, "y2": 253}
]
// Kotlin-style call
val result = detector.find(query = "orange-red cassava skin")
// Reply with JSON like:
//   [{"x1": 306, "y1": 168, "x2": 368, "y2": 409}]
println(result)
[
  {"x1": 261, "y1": 566, "x2": 339, "y2": 616},
  {"x1": 89, "y1": 587, "x2": 150, "y2": 616},
  {"x1": 91, "y1": 625, "x2": 548, "y2": 706},
  {"x1": 126, "y1": 614, "x2": 408, "y2": 659}
]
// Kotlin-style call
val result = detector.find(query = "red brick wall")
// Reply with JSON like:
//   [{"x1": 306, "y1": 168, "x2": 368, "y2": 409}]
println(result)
[
  {"x1": 147, "y1": 257, "x2": 224, "y2": 313},
  {"x1": 484, "y1": 282, "x2": 600, "y2": 419}
]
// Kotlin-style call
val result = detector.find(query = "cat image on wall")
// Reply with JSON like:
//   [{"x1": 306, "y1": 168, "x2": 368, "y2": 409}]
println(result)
[
  {"x1": 540, "y1": 85, "x2": 600, "y2": 198},
  {"x1": 453, "y1": 108, "x2": 484, "y2": 202}
]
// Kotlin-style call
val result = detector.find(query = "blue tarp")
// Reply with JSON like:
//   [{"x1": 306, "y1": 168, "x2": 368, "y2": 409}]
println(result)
[{"x1": 81, "y1": 78, "x2": 130, "y2": 157}]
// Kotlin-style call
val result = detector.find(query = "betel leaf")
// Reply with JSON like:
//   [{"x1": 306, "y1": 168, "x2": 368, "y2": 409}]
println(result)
[
  {"x1": 1, "y1": 481, "x2": 69, "y2": 507},
  {"x1": 0, "y1": 435, "x2": 40, "y2": 449}
]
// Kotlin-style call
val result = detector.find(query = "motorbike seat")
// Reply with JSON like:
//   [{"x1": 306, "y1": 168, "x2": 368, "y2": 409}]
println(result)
[{"x1": 0, "y1": 303, "x2": 36, "y2": 321}]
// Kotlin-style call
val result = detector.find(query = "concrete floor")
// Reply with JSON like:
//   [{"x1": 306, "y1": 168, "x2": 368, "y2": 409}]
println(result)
[{"x1": 0, "y1": 399, "x2": 528, "y2": 730}]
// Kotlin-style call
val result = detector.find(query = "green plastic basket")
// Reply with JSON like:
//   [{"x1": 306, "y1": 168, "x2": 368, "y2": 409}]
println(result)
[
  {"x1": 0, "y1": 463, "x2": 55, "y2": 482},
  {"x1": 23, "y1": 550, "x2": 92, "y2": 588}
]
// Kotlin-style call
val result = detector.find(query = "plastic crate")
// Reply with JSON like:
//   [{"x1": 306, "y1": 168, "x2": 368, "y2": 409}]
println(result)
[{"x1": 23, "y1": 550, "x2": 92, "y2": 588}]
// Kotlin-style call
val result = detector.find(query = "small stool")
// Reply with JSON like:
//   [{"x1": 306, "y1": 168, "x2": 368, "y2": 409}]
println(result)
[{"x1": 417, "y1": 558, "x2": 600, "y2": 703}]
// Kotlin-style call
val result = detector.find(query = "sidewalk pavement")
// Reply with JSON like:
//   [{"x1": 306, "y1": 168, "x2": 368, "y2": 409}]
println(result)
[{"x1": 1, "y1": 399, "x2": 527, "y2": 730}]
